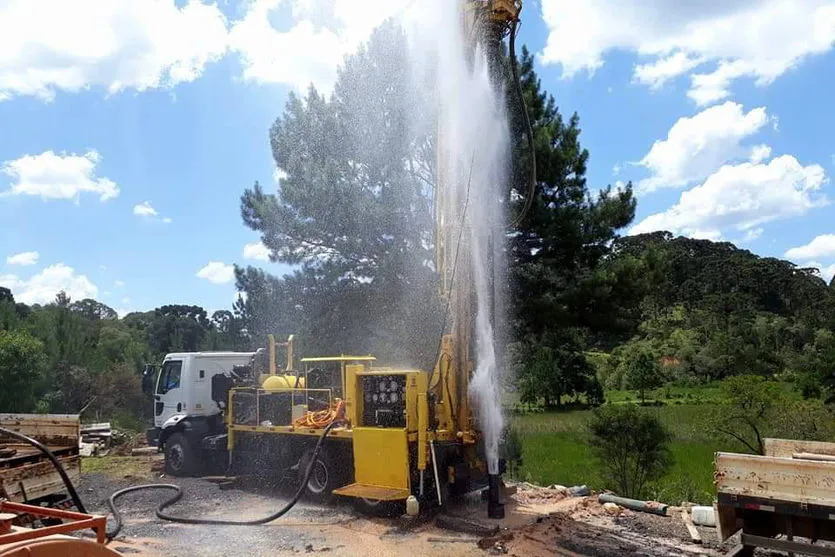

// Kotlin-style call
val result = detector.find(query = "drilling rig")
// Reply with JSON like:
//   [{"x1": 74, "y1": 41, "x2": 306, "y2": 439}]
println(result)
[
  {"x1": 151, "y1": 0, "x2": 525, "y2": 519},
  {"x1": 223, "y1": 0, "x2": 523, "y2": 517}
]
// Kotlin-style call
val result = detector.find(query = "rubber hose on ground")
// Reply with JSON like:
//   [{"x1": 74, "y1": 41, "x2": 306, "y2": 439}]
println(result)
[
  {"x1": 106, "y1": 420, "x2": 338, "y2": 540},
  {"x1": 0, "y1": 426, "x2": 87, "y2": 514}
]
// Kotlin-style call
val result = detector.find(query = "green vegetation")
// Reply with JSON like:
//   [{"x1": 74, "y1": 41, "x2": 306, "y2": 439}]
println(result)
[
  {"x1": 82, "y1": 456, "x2": 158, "y2": 479},
  {"x1": 0, "y1": 290, "x2": 248, "y2": 422},
  {"x1": 511, "y1": 378, "x2": 835, "y2": 504},
  {"x1": 588, "y1": 405, "x2": 672, "y2": 499},
  {"x1": 512, "y1": 403, "x2": 729, "y2": 504}
]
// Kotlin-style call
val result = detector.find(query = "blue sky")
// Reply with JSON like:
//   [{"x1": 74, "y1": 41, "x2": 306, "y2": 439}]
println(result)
[{"x1": 1, "y1": 0, "x2": 835, "y2": 315}]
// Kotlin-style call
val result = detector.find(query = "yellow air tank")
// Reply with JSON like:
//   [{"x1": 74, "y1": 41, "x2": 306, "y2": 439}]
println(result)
[{"x1": 261, "y1": 375, "x2": 305, "y2": 390}]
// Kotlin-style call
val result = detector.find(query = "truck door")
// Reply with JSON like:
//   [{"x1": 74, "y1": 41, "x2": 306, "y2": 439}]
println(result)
[{"x1": 154, "y1": 359, "x2": 183, "y2": 427}]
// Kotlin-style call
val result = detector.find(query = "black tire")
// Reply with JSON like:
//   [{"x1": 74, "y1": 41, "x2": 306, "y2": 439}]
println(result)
[
  {"x1": 297, "y1": 446, "x2": 344, "y2": 503},
  {"x1": 164, "y1": 433, "x2": 197, "y2": 477}
]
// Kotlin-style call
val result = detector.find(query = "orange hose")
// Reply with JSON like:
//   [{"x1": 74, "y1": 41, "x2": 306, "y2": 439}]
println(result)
[{"x1": 293, "y1": 399, "x2": 345, "y2": 429}]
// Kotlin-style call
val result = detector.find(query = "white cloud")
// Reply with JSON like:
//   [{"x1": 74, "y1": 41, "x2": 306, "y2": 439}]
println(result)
[
  {"x1": 742, "y1": 227, "x2": 764, "y2": 243},
  {"x1": 749, "y1": 144, "x2": 772, "y2": 164},
  {"x1": 113, "y1": 307, "x2": 133, "y2": 318},
  {"x1": 243, "y1": 242, "x2": 271, "y2": 262},
  {"x1": 1, "y1": 150, "x2": 118, "y2": 202},
  {"x1": 196, "y1": 261, "x2": 235, "y2": 284},
  {"x1": 0, "y1": 0, "x2": 228, "y2": 102},
  {"x1": 634, "y1": 52, "x2": 704, "y2": 90},
  {"x1": 631, "y1": 155, "x2": 828, "y2": 240},
  {"x1": 540, "y1": 0, "x2": 835, "y2": 104},
  {"x1": 6, "y1": 251, "x2": 39, "y2": 266},
  {"x1": 133, "y1": 201, "x2": 158, "y2": 217},
  {"x1": 786, "y1": 234, "x2": 835, "y2": 260},
  {"x1": 0, "y1": 263, "x2": 97, "y2": 304},
  {"x1": 114, "y1": 280, "x2": 125, "y2": 288},
  {"x1": 799, "y1": 261, "x2": 835, "y2": 282},
  {"x1": 228, "y1": 0, "x2": 413, "y2": 92},
  {"x1": 133, "y1": 200, "x2": 172, "y2": 222},
  {"x1": 637, "y1": 102, "x2": 770, "y2": 193}
]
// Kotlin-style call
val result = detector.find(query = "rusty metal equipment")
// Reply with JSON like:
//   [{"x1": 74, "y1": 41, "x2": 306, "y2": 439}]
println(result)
[{"x1": 0, "y1": 500, "x2": 118, "y2": 557}]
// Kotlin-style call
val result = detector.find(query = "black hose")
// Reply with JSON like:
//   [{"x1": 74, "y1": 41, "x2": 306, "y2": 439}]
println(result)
[
  {"x1": 0, "y1": 426, "x2": 87, "y2": 514},
  {"x1": 105, "y1": 420, "x2": 338, "y2": 540},
  {"x1": 508, "y1": 18, "x2": 537, "y2": 229}
]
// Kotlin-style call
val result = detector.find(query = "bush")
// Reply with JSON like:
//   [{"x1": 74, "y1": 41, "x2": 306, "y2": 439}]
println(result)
[
  {"x1": 500, "y1": 426, "x2": 524, "y2": 478},
  {"x1": 588, "y1": 405, "x2": 672, "y2": 499}
]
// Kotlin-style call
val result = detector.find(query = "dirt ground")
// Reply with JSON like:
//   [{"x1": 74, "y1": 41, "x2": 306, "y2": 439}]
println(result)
[{"x1": 75, "y1": 457, "x2": 740, "y2": 557}]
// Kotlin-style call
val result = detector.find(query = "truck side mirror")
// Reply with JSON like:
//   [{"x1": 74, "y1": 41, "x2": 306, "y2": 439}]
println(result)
[{"x1": 142, "y1": 364, "x2": 157, "y2": 395}]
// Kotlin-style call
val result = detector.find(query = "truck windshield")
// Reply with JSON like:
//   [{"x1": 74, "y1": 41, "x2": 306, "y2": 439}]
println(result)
[{"x1": 157, "y1": 361, "x2": 182, "y2": 395}]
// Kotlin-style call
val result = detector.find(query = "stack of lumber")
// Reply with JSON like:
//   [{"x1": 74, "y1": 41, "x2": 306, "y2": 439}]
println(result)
[{"x1": 79, "y1": 422, "x2": 112, "y2": 456}]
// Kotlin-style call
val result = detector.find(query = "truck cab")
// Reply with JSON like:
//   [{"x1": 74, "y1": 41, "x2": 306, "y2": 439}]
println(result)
[{"x1": 144, "y1": 351, "x2": 255, "y2": 475}]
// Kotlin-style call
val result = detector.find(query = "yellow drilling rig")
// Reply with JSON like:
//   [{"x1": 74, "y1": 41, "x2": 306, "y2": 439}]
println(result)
[
  {"x1": 204, "y1": 0, "x2": 524, "y2": 518},
  {"x1": 202, "y1": 0, "x2": 522, "y2": 517}
]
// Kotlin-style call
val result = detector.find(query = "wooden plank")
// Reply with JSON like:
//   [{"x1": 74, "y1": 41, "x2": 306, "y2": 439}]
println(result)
[
  {"x1": 715, "y1": 452, "x2": 835, "y2": 505},
  {"x1": 680, "y1": 509, "x2": 702, "y2": 544},
  {"x1": 0, "y1": 455, "x2": 80, "y2": 503},
  {"x1": 0, "y1": 445, "x2": 76, "y2": 468},
  {"x1": 81, "y1": 422, "x2": 111, "y2": 431},
  {"x1": 794, "y1": 452, "x2": 835, "y2": 462},
  {"x1": 715, "y1": 502, "x2": 741, "y2": 543},
  {"x1": 0, "y1": 414, "x2": 80, "y2": 447},
  {"x1": 764, "y1": 438, "x2": 835, "y2": 458}
]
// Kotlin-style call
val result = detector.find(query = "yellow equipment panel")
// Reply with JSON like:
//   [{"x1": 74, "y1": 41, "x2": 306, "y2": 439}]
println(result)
[
  {"x1": 332, "y1": 427, "x2": 410, "y2": 501},
  {"x1": 353, "y1": 427, "x2": 409, "y2": 489}
]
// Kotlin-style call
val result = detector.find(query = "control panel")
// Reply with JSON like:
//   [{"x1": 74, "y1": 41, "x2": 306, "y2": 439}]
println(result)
[{"x1": 361, "y1": 374, "x2": 407, "y2": 428}]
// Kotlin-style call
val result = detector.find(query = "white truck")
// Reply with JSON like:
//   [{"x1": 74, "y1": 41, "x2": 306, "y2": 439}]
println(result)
[
  {"x1": 715, "y1": 438, "x2": 835, "y2": 556},
  {"x1": 143, "y1": 351, "x2": 256, "y2": 476}
]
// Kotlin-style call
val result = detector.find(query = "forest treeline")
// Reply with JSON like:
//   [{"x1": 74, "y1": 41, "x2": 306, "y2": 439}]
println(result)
[{"x1": 0, "y1": 290, "x2": 248, "y2": 422}]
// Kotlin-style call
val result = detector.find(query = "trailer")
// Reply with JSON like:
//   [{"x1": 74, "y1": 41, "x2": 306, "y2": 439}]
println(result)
[
  {"x1": 715, "y1": 438, "x2": 835, "y2": 556},
  {"x1": 0, "y1": 414, "x2": 80, "y2": 507}
]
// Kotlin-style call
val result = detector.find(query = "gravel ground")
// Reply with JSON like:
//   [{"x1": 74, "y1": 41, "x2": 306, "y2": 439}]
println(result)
[
  {"x1": 73, "y1": 464, "x2": 741, "y2": 556},
  {"x1": 79, "y1": 472, "x2": 358, "y2": 556}
]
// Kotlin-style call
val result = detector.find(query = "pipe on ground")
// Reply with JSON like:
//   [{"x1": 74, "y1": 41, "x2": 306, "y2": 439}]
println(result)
[{"x1": 598, "y1": 493, "x2": 668, "y2": 516}]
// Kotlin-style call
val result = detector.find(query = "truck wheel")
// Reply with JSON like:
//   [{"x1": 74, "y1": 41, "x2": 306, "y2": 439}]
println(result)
[
  {"x1": 165, "y1": 433, "x2": 197, "y2": 477},
  {"x1": 298, "y1": 447, "x2": 342, "y2": 503}
]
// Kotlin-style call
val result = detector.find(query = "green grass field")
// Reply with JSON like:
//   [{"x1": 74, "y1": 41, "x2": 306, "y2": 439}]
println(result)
[{"x1": 510, "y1": 402, "x2": 735, "y2": 504}]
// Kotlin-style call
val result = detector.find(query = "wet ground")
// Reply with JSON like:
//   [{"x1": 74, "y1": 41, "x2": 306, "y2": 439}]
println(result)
[{"x1": 76, "y1": 459, "x2": 739, "y2": 556}]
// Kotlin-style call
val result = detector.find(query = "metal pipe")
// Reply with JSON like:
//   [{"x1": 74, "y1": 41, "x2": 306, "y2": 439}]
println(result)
[
  {"x1": 420, "y1": 469, "x2": 425, "y2": 498},
  {"x1": 597, "y1": 493, "x2": 668, "y2": 516},
  {"x1": 430, "y1": 441, "x2": 442, "y2": 506},
  {"x1": 487, "y1": 474, "x2": 504, "y2": 519}
]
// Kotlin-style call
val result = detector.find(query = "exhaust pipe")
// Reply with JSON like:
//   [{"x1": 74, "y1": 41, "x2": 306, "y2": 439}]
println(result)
[{"x1": 487, "y1": 473, "x2": 504, "y2": 519}]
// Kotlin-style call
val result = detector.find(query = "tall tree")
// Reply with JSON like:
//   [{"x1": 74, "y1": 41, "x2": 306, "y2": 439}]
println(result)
[
  {"x1": 0, "y1": 329, "x2": 47, "y2": 412},
  {"x1": 148, "y1": 305, "x2": 211, "y2": 355},
  {"x1": 506, "y1": 47, "x2": 636, "y2": 395},
  {"x1": 507, "y1": 47, "x2": 636, "y2": 342},
  {"x1": 238, "y1": 22, "x2": 439, "y2": 367}
]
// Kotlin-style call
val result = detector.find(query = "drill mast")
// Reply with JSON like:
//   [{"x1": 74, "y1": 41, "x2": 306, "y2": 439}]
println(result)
[{"x1": 432, "y1": 0, "x2": 520, "y2": 440}]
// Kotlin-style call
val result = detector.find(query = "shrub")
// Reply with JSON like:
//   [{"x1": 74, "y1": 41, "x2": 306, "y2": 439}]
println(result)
[
  {"x1": 588, "y1": 405, "x2": 672, "y2": 499},
  {"x1": 500, "y1": 426, "x2": 524, "y2": 478}
]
